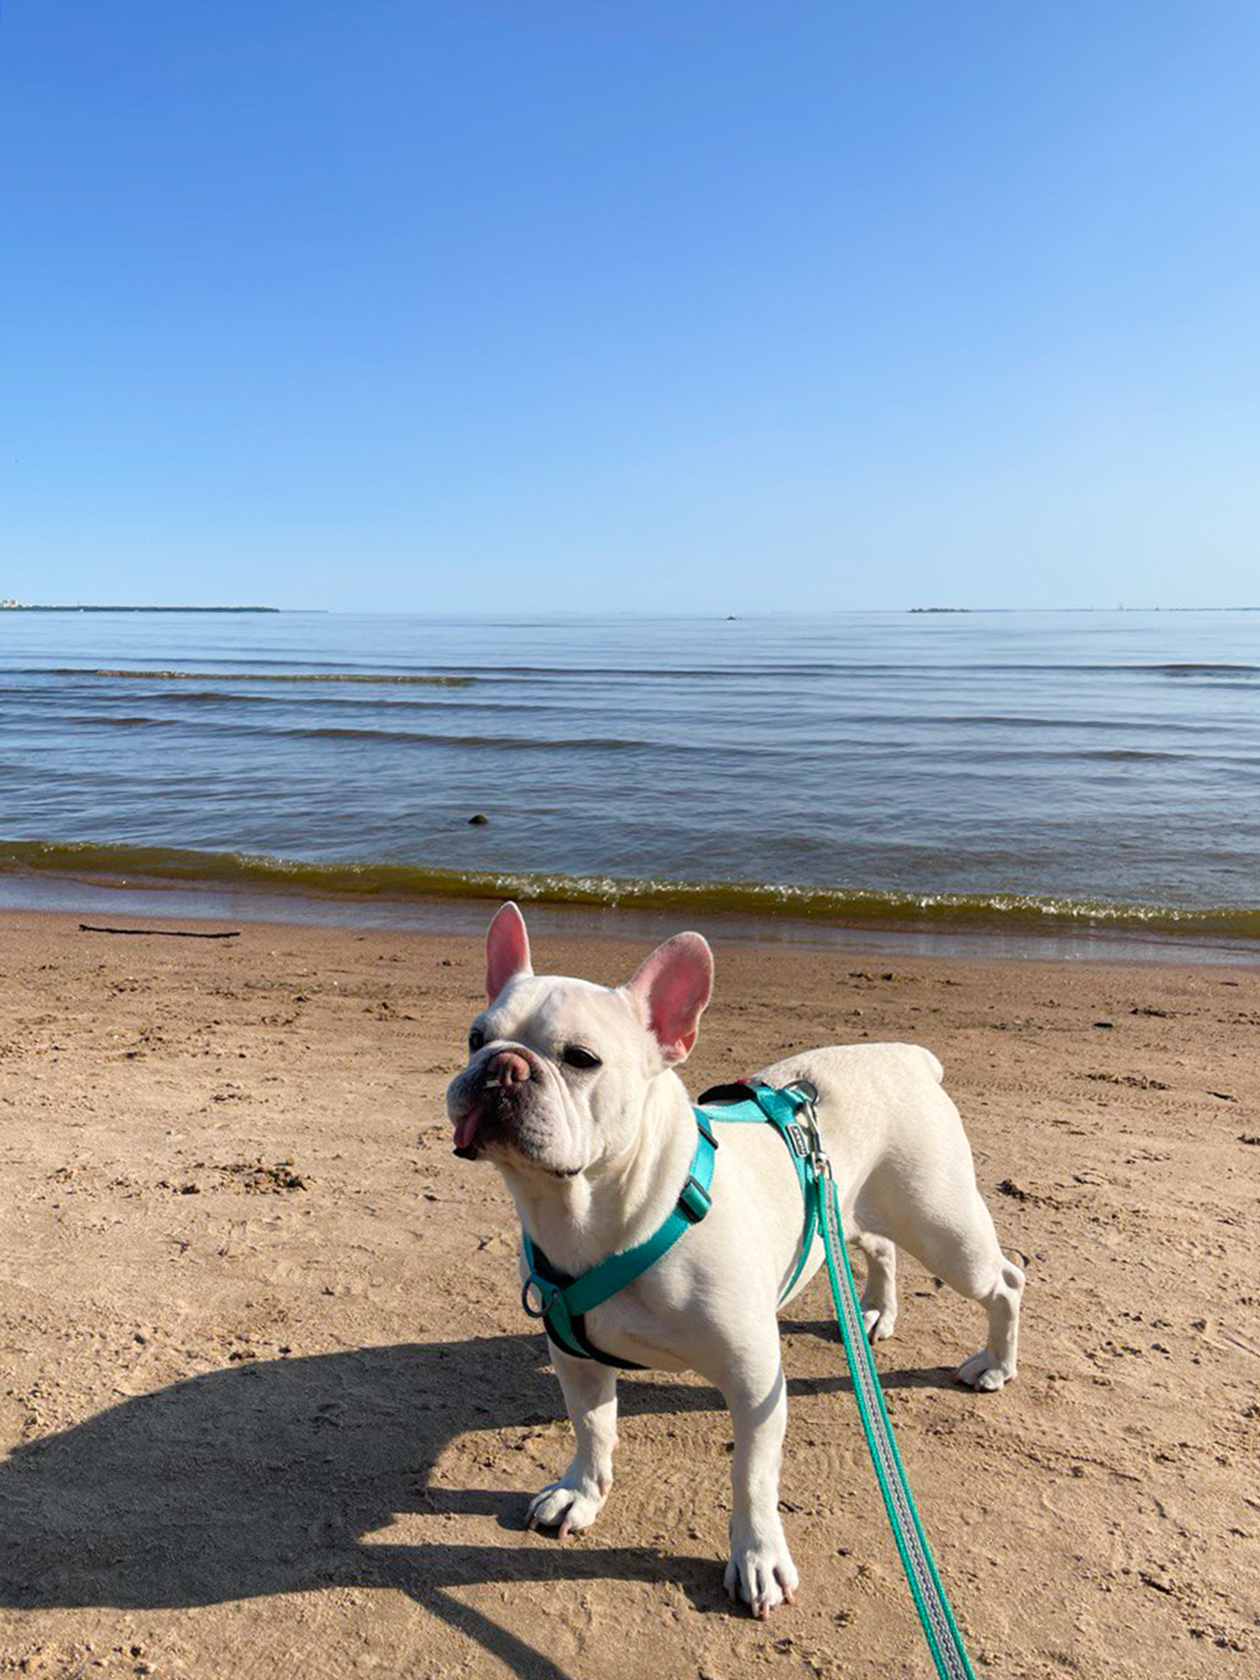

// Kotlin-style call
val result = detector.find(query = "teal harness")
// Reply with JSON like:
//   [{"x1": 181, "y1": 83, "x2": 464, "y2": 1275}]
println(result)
[{"x1": 519, "y1": 1079, "x2": 978, "y2": 1680}]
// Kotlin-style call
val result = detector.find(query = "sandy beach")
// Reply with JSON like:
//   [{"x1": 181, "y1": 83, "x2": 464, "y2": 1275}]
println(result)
[{"x1": 0, "y1": 909, "x2": 1257, "y2": 1679}]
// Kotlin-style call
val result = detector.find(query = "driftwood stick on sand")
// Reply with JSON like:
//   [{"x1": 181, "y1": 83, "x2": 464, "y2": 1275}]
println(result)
[{"x1": 78, "y1": 923, "x2": 242, "y2": 940}]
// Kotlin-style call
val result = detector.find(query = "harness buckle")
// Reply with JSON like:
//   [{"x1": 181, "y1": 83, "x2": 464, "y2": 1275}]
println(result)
[
  {"x1": 521, "y1": 1276, "x2": 559, "y2": 1319},
  {"x1": 679, "y1": 1174, "x2": 712, "y2": 1223}
]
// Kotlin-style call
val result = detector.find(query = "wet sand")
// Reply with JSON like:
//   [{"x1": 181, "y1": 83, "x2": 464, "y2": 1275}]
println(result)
[{"x1": 0, "y1": 910, "x2": 1256, "y2": 1678}]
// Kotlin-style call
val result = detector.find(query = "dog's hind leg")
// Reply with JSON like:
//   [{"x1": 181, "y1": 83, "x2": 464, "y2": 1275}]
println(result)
[
  {"x1": 854, "y1": 1232, "x2": 898, "y2": 1343},
  {"x1": 879, "y1": 1182, "x2": 1024, "y2": 1391},
  {"x1": 526, "y1": 1349, "x2": 618, "y2": 1536},
  {"x1": 873, "y1": 1155, "x2": 1028, "y2": 1391},
  {"x1": 954, "y1": 1250, "x2": 1024, "y2": 1391}
]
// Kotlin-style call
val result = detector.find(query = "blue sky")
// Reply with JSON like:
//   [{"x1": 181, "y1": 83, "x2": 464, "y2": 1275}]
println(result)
[{"x1": 2, "y1": 3, "x2": 1258, "y2": 612}]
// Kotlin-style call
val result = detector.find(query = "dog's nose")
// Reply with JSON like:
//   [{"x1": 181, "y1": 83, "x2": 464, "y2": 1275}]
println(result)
[{"x1": 487, "y1": 1049, "x2": 531, "y2": 1090}]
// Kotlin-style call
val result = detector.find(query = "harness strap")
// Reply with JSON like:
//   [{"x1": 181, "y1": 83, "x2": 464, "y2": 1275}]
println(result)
[
  {"x1": 519, "y1": 1239, "x2": 646, "y2": 1368},
  {"x1": 695, "y1": 1080, "x2": 820, "y2": 1300},
  {"x1": 520, "y1": 1110, "x2": 718, "y2": 1365}
]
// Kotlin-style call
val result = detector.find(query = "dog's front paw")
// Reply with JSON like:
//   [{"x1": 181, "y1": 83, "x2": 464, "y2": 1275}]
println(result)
[
  {"x1": 526, "y1": 1471, "x2": 607, "y2": 1539},
  {"x1": 724, "y1": 1532, "x2": 798, "y2": 1619},
  {"x1": 955, "y1": 1349, "x2": 1016, "y2": 1391}
]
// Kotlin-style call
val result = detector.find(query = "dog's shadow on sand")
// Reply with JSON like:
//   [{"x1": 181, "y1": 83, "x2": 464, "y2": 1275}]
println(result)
[{"x1": 0, "y1": 1329, "x2": 955, "y2": 1678}]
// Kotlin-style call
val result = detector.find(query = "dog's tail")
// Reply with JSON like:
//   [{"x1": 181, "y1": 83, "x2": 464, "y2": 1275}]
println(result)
[{"x1": 917, "y1": 1046, "x2": 944, "y2": 1084}]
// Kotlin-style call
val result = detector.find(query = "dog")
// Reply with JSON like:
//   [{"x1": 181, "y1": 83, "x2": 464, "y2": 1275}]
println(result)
[{"x1": 445, "y1": 903, "x2": 1024, "y2": 1618}]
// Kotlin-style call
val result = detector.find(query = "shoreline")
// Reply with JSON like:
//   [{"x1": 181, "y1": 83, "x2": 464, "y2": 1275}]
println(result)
[
  {"x1": 7, "y1": 841, "x2": 1258, "y2": 955},
  {"x1": 3, "y1": 868, "x2": 1259, "y2": 967}
]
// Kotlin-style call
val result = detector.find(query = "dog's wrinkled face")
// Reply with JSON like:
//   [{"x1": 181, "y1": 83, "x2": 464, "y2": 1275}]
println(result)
[{"x1": 445, "y1": 903, "x2": 713, "y2": 1179}]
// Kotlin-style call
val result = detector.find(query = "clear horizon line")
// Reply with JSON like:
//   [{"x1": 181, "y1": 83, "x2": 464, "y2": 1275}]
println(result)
[{"x1": 5, "y1": 602, "x2": 1259, "y2": 617}]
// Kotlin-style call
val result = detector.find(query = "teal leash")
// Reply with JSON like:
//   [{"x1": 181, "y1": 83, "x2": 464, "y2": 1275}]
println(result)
[
  {"x1": 803, "y1": 1094, "x2": 977, "y2": 1680},
  {"x1": 694, "y1": 1082, "x2": 977, "y2": 1678}
]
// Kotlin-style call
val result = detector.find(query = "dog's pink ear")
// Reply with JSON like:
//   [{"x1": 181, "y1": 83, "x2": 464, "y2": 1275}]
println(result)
[
  {"x1": 624, "y1": 932, "x2": 713, "y2": 1064},
  {"x1": 486, "y1": 902, "x2": 532, "y2": 1001}
]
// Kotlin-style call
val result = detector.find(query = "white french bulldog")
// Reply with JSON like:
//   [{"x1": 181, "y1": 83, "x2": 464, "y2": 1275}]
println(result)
[{"x1": 446, "y1": 904, "x2": 1024, "y2": 1618}]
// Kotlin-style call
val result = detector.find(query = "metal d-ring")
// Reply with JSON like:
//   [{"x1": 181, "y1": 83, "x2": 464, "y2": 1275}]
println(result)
[{"x1": 521, "y1": 1277, "x2": 557, "y2": 1319}]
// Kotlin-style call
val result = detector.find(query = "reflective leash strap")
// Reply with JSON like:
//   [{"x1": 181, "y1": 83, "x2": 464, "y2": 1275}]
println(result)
[{"x1": 814, "y1": 1146, "x2": 977, "y2": 1680}]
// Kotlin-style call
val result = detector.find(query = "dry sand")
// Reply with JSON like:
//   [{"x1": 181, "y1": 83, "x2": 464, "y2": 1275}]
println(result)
[{"x1": 0, "y1": 910, "x2": 1256, "y2": 1679}]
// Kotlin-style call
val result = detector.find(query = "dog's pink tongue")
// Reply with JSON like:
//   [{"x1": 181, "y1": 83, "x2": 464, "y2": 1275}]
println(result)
[{"x1": 454, "y1": 1103, "x2": 483, "y2": 1150}]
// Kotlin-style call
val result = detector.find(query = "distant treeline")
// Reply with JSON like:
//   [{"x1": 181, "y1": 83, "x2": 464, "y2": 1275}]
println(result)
[{"x1": 0, "y1": 605, "x2": 281, "y2": 613}]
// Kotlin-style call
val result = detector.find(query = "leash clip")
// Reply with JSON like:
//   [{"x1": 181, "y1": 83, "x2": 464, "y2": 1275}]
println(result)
[{"x1": 796, "y1": 1095, "x2": 832, "y2": 1181}]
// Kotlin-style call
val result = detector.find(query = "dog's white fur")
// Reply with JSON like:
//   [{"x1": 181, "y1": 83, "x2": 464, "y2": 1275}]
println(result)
[{"x1": 446, "y1": 905, "x2": 1024, "y2": 1618}]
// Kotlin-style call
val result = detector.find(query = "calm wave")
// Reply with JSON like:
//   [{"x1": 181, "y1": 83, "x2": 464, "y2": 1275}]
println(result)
[
  {"x1": 2, "y1": 609, "x2": 1258, "y2": 939},
  {"x1": 5, "y1": 838, "x2": 1260, "y2": 941}
]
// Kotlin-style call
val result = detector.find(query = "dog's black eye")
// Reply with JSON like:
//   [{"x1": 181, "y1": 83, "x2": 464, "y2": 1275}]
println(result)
[
  {"x1": 469, "y1": 1028, "x2": 485, "y2": 1053},
  {"x1": 561, "y1": 1045, "x2": 601, "y2": 1070}
]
